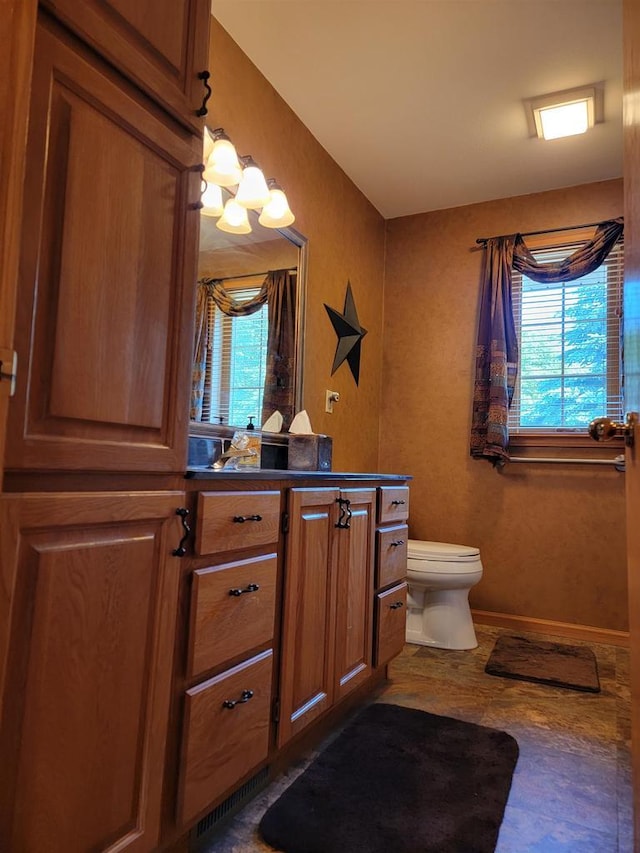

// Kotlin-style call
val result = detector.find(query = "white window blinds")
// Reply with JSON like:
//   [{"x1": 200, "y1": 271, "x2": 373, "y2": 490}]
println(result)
[
  {"x1": 509, "y1": 239, "x2": 624, "y2": 433},
  {"x1": 202, "y1": 284, "x2": 269, "y2": 426}
]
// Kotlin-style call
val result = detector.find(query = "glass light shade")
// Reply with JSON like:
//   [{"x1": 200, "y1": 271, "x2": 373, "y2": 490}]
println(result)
[
  {"x1": 204, "y1": 138, "x2": 243, "y2": 187},
  {"x1": 200, "y1": 181, "x2": 223, "y2": 217},
  {"x1": 216, "y1": 198, "x2": 251, "y2": 234},
  {"x1": 203, "y1": 126, "x2": 214, "y2": 162},
  {"x1": 258, "y1": 188, "x2": 295, "y2": 228},
  {"x1": 235, "y1": 164, "x2": 271, "y2": 209},
  {"x1": 536, "y1": 99, "x2": 591, "y2": 140}
]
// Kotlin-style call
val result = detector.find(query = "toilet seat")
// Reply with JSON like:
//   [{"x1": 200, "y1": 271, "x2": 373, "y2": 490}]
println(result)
[{"x1": 408, "y1": 539, "x2": 480, "y2": 561}]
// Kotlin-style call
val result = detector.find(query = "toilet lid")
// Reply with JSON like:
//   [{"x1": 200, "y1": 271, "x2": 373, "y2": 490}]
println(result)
[{"x1": 407, "y1": 539, "x2": 480, "y2": 562}]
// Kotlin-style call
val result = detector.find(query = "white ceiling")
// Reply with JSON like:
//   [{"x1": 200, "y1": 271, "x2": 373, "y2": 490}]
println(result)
[{"x1": 210, "y1": 0, "x2": 623, "y2": 219}]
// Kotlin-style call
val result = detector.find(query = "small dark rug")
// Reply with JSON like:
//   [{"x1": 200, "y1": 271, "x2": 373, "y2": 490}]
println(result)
[
  {"x1": 258, "y1": 703, "x2": 519, "y2": 853},
  {"x1": 485, "y1": 634, "x2": 600, "y2": 693}
]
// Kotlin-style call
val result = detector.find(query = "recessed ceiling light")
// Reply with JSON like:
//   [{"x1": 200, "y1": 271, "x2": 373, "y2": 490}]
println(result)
[{"x1": 524, "y1": 84, "x2": 604, "y2": 141}]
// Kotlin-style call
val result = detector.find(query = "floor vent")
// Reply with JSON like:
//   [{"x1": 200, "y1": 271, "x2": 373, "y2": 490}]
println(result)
[{"x1": 190, "y1": 766, "x2": 270, "y2": 850}]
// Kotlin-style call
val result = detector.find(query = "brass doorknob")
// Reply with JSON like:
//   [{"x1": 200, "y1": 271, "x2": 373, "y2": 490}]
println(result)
[{"x1": 588, "y1": 414, "x2": 637, "y2": 446}]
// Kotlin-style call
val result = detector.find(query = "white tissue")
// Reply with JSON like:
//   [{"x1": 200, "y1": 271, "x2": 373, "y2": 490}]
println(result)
[
  {"x1": 261, "y1": 410, "x2": 284, "y2": 433},
  {"x1": 289, "y1": 410, "x2": 314, "y2": 434}
]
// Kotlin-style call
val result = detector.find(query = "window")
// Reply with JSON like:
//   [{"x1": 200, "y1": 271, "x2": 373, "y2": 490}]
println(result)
[
  {"x1": 202, "y1": 285, "x2": 269, "y2": 426},
  {"x1": 509, "y1": 239, "x2": 624, "y2": 434}
]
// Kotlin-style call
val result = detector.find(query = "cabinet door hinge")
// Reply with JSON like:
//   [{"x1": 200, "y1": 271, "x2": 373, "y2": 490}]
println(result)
[
  {"x1": 281, "y1": 511, "x2": 289, "y2": 534},
  {"x1": 0, "y1": 349, "x2": 17, "y2": 396},
  {"x1": 272, "y1": 698, "x2": 280, "y2": 723}
]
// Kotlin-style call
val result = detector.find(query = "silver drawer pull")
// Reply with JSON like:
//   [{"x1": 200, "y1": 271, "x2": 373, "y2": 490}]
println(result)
[
  {"x1": 233, "y1": 514, "x2": 263, "y2": 523},
  {"x1": 229, "y1": 583, "x2": 260, "y2": 597},
  {"x1": 390, "y1": 539, "x2": 405, "y2": 547},
  {"x1": 389, "y1": 601, "x2": 405, "y2": 610},
  {"x1": 223, "y1": 689, "x2": 254, "y2": 709},
  {"x1": 391, "y1": 499, "x2": 406, "y2": 506}
]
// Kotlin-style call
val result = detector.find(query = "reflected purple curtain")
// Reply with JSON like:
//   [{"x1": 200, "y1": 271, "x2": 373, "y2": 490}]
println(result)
[
  {"x1": 190, "y1": 279, "x2": 219, "y2": 421},
  {"x1": 262, "y1": 270, "x2": 297, "y2": 429}
]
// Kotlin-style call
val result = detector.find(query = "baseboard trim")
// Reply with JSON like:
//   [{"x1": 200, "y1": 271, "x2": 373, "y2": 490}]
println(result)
[{"x1": 471, "y1": 609, "x2": 630, "y2": 648}]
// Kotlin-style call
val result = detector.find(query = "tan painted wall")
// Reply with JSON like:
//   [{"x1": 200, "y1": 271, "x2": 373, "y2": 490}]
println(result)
[
  {"x1": 208, "y1": 19, "x2": 386, "y2": 472},
  {"x1": 210, "y1": 20, "x2": 627, "y2": 631},
  {"x1": 381, "y1": 180, "x2": 628, "y2": 631}
]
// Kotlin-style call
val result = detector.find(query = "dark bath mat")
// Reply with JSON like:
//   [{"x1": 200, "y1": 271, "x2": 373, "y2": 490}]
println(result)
[
  {"x1": 485, "y1": 634, "x2": 600, "y2": 693},
  {"x1": 258, "y1": 702, "x2": 519, "y2": 853}
]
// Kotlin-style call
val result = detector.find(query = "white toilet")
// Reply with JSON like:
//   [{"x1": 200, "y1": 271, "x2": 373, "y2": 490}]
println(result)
[{"x1": 406, "y1": 539, "x2": 483, "y2": 650}]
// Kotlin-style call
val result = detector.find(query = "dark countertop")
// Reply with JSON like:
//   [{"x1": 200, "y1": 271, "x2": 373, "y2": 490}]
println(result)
[{"x1": 185, "y1": 467, "x2": 411, "y2": 481}]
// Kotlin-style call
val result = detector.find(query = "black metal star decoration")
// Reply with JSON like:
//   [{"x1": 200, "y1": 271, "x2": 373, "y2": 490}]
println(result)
[{"x1": 324, "y1": 281, "x2": 368, "y2": 385}]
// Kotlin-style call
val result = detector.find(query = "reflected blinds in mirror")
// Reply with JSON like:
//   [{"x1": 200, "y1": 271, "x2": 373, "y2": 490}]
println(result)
[{"x1": 202, "y1": 285, "x2": 269, "y2": 425}]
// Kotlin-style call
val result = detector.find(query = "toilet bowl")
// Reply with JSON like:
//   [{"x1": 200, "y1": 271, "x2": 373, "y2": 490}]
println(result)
[{"x1": 406, "y1": 539, "x2": 483, "y2": 650}]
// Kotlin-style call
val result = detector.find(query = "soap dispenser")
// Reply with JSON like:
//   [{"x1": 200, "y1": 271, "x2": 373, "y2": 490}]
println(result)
[{"x1": 246, "y1": 416, "x2": 255, "y2": 430}]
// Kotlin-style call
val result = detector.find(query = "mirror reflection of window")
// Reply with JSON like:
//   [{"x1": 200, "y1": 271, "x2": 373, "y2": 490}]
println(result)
[
  {"x1": 192, "y1": 198, "x2": 305, "y2": 430},
  {"x1": 202, "y1": 280, "x2": 269, "y2": 426}
]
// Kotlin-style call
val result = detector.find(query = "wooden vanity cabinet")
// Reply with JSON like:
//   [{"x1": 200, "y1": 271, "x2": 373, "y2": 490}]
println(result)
[
  {"x1": 277, "y1": 486, "x2": 376, "y2": 747},
  {"x1": 177, "y1": 490, "x2": 281, "y2": 828},
  {"x1": 374, "y1": 485, "x2": 410, "y2": 665},
  {"x1": 0, "y1": 491, "x2": 186, "y2": 853}
]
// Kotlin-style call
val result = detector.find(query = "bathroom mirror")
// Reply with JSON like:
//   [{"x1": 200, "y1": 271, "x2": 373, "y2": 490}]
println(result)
[{"x1": 190, "y1": 192, "x2": 307, "y2": 434}]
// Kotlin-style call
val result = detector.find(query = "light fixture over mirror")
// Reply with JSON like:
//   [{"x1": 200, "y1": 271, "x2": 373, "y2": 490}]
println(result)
[
  {"x1": 191, "y1": 130, "x2": 307, "y2": 436},
  {"x1": 200, "y1": 126, "x2": 296, "y2": 232}
]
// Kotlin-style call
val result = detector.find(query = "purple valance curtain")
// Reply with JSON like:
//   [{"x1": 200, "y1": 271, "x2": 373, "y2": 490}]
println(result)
[{"x1": 470, "y1": 218, "x2": 624, "y2": 462}]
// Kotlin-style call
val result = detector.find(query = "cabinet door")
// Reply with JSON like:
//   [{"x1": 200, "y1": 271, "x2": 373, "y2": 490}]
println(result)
[
  {"x1": 278, "y1": 487, "x2": 339, "y2": 747},
  {"x1": 0, "y1": 491, "x2": 185, "y2": 853},
  {"x1": 334, "y1": 488, "x2": 375, "y2": 701},
  {"x1": 6, "y1": 20, "x2": 201, "y2": 474},
  {"x1": 41, "y1": 0, "x2": 210, "y2": 133}
]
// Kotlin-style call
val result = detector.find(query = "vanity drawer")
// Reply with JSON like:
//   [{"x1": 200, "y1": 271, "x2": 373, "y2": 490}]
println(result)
[
  {"x1": 196, "y1": 490, "x2": 281, "y2": 555},
  {"x1": 377, "y1": 486, "x2": 409, "y2": 525},
  {"x1": 375, "y1": 582, "x2": 407, "y2": 666},
  {"x1": 188, "y1": 554, "x2": 277, "y2": 679},
  {"x1": 178, "y1": 649, "x2": 273, "y2": 825},
  {"x1": 376, "y1": 524, "x2": 408, "y2": 588}
]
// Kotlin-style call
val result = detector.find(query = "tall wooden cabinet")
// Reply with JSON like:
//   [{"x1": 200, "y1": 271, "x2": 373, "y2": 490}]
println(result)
[
  {"x1": 6, "y1": 14, "x2": 203, "y2": 474},
  {"x1": 0, "y1": 2, "x2": 210, "y2": 851}
]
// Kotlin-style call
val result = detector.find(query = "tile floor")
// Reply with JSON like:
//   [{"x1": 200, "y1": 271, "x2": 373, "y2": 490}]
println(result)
[{"x1": 196, "y1": 624, "x2": 633, "y2": 852}]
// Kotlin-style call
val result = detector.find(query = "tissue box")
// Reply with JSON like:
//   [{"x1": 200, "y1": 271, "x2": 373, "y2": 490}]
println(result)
[{"x1": 288, "y1": 434, "x2": 333, "y2": 471}]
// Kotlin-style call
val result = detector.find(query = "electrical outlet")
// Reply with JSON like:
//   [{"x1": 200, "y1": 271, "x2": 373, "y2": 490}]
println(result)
[{"x1": 325, "y1": 390, "x2": 340, "y2": 413}]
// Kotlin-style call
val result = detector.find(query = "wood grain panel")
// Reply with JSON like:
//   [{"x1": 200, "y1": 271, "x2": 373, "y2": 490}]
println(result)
[
  {"x1": 188, "y1": 553, "x2": 277, "y2": 678},
  {"x1": 376, "y1": 524, "x2": 408, "y2": 588},
  {"x1": 334, "y1": 488, "x2": 375, "y2": 701},
  {"x1": 278, "y1": 487, "x2": 338, "y2": 747},
  {"x1": 7, "y1": 21, "x2": 200, "y2": 473},
  {"x1": 0, "y1": 0, "x2": 36, "y2": 481},
  {"x1": 0, "y1": 491, "x2": 184, "y2": 853},
  {"x1": 196, "y1": 491, "x2": 281, "y2": 555},
  {"x1": 40, "y1": 0, "x2": 210, "y2": 133},
  {"x1": 375, "y1": 582, "x2": 408, "y2": 667},
  {"x1": 178, "y1": 649, "x2": 273, "y2": 826}
]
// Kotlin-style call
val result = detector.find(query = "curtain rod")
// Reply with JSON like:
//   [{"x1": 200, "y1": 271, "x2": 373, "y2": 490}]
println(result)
[
  {"x1": 200, "y1": 269, "x2": 297, "y2": 282},
  {"x1": 475, "y1": 218, "x2": 622, "y2": 246}
]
